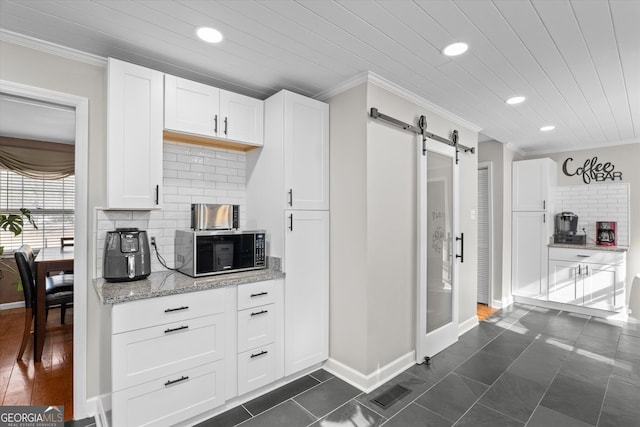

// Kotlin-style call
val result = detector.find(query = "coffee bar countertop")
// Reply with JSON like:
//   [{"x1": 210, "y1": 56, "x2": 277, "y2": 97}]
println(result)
[
  {"x1": 94, "y1": 259, "x2": 284, "y2": 305},
  {"x1": 548, "y1": 243, "x2": 628, "y2": 252}
]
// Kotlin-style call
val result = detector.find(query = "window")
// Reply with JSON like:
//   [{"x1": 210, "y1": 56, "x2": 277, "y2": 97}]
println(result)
[{"x1": 0, "y1": 169, "x2": 75, "y2": 251}]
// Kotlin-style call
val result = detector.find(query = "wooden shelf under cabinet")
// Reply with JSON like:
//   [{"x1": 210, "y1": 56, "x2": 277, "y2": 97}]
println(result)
[{"x1": 163, "y1": 130, "x2": 261, "y2": 152}]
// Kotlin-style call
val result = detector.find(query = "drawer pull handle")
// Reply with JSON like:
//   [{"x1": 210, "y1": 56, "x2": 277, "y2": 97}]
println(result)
[
  {"x1": 164, "y1": 325, "x2": 189, "y2": 334},
  {"x1": 577, "y1": 255, "x2": 589, "y2": 258},
  {"x1": 250, "y1": 350, "x2": 268, "y2": 359},
  {"x1": 250, "y1": 292, "x2": 268, "y2": 297},
  {"x1": 165, "y1": 375, "x2": 189, "y2": 387},
  {"x1": 165, "y1": 306, "x2": 189, "y2": 313},
  {"x1": 250, "y1": 310, "x2": 268, "y2": 317}
]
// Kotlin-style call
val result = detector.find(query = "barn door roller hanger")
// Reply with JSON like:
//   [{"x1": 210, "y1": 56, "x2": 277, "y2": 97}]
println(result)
[{"x1": 369, "y1": 107, "x2": 475, "y2": 164}]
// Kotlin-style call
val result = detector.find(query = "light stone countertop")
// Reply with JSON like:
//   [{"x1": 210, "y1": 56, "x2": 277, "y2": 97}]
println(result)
[
  {"x1": 548, "y1": 243, "x2": 628, "y2": 252},
  {"x1": 94, "y1": 267, "x2": 285, "y2": 305}
]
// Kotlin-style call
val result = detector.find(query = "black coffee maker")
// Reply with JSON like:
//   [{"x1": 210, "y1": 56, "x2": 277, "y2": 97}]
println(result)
[{"x1": 554, "y1": 212, "x2": 586, "y2": 244}]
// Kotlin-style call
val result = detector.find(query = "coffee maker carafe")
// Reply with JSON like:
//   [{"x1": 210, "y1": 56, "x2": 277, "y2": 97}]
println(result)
[{"x1": 596, "y1": 221, "x2": 616, "y2": 246}]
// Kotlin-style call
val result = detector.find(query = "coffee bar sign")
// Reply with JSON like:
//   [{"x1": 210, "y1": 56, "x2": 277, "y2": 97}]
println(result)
[{"x1": 562, "y1": 156, "x2": 623, "y2": 184}]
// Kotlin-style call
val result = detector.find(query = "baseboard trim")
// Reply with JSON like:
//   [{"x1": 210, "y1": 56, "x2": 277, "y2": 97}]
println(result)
[
  {"x1": 0, "y1": 301, "x2": 25, "y2": 310},
  {"x1": 513, "y1": 295, "x2": 627, "y2": 321},
  {"x1": 87, "y1": 394, "x2": 110, "y2": 427},
  {"x1": 323, "y1": 350, "x2": 416, "y2": 394},
  {"x1": 458, "y1": 315, "x2": 479, "y2": 336},
  {"x1": 491, "y1": 296, "x2": 514, "y2": 310}
]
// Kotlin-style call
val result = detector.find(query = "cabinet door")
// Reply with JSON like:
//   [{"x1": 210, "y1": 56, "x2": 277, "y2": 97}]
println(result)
[
  {"x1": 512, "y1": 212, "x2": 548, "y2": 299},
  {"x1": 284, "y1": 92, "x2": 329, "y2": 210},
  {"x1": 219, "y1": 90, "x2": 263, "y2": 146},
  {"x1": 237, "y1": 343, "x2": 276, "y2": 396},
  {"x1": 284, "y1": 210, "x2": 329, "y2": 375},
  {"x1": 112, "y1": 360, "x2": 225, "y2": 427},
  {"x1": 164, "y1": 74, "x2": 219, "y2": 137},
  {"x1": 583, "y1": 263, "x2": 619, "y2": 310},
  {"x1": 107, "y1": 58, "x2": 163, "y2": 209},
  {"x1": 512, "y1": 159, "x2": 550, "y2": 211},
  {"x1": 548, "y1": 260, "x2": 581, "y2": 305}
]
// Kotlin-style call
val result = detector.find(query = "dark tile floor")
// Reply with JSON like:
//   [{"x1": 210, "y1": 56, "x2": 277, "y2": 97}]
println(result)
[{"x1": 197, "y1": 304, "x2": 640, "y2": 427}]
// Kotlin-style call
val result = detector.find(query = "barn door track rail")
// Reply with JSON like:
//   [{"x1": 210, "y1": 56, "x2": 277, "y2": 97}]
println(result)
[{"x1": 369, "y1": 107, "x2": 475, "y2": 164}]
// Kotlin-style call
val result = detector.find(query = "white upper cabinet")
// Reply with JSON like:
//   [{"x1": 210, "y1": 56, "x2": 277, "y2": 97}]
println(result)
[
  {"x1": 283, "y1": 91, "x2": 330, "y2": 210},
  {"x1": 512, "y1": 158, "x2": 557, "y2": 212},
  {"x1": 164, "y1": 75, "x2": 263, "y2": 147},
  {"x1": 164, "y1": 75, "x2": 219, "y2": 137},
  {"x1": 220, "y1": 90, "x2": 264, "y2": 146},
  {"x1": 107, "y1": 58, "x2": 163, "y2": 209}
]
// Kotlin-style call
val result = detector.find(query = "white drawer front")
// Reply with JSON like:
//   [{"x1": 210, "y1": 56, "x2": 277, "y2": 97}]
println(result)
[
  {"x1": 112, "y1": 287, "x2": 226, "y2": 334},
  {"x1": 113, "y1": 313, "x2": 224, "y2": 390},
  {"x1": 237, "y1": 304, "x2": 276, "y2": 353},
  {"x1": 237, "y1": 280, "x2": 275, "y2": 310},
  {"x1": 548, "y1": 247, "x2": 625, "y2": 265},
  {"x1": 112, "y1": 359, "x2": 225, "y2": 427},
  {"x1": 237, "y1": 343, "x2": 276, "y2": 396}
]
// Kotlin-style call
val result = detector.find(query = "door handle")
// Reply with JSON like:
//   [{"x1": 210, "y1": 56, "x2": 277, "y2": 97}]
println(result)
[
  {"x1": 224, "y1": 117, "x2": 228, "y2": 135},
  {"x1": 289, "y1": 213, "x2": 293, "y2": 231},
  {"x1": 288, "y1": 189, "x2": 293, "y2": 206},
  {"x1": 155, "y1": 184, "x2": 159, "y2": 205},
  {"x1": 214, "y1": 114, "x2": 218, "y2": 133},
  {"x1": 456, "y1": 233, "x2": 464, "y2": 263}
]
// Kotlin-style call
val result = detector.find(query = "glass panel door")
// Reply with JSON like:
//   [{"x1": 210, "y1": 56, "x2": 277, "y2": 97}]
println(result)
[{"x1": 417, "y1": 139, "x2": 459, "y2": 362}]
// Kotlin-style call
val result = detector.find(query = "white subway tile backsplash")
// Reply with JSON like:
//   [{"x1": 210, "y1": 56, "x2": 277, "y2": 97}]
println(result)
[
  {"x1": 95, "y1": 141, "x2": 248, "y2": 277},
  {"x1": 553, "y1": 182, "x2": 630, "y2": 247}
]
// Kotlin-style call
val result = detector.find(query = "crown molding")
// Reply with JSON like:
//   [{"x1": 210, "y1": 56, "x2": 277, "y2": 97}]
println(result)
[
  {"x1": 316, "y1": 71, "x2": 482, "y2": 133},
  {"x1": 0, "y1": 29, "x2": 106, "y2": 67}
]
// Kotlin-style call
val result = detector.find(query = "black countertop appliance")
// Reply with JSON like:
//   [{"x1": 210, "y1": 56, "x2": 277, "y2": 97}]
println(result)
[
  {"x1": 103, "y1": 228, "x2": 151, "y2": 281},
  {"x1": 554, "y1": 212, "x2": 586, "y2": 244}
]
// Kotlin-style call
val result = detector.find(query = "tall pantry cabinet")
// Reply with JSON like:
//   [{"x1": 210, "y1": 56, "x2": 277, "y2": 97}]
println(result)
[
  {"x1": 511, "y1": 158, "x2": 557, "y2": 299},
  {"x1": 247, "y1": 90, "x2": 329, "y2": 376}
]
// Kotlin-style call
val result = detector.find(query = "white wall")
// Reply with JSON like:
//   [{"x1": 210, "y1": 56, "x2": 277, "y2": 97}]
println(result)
[{"x1": 329, "y1": 79, "x2": 478, "y2": 382}]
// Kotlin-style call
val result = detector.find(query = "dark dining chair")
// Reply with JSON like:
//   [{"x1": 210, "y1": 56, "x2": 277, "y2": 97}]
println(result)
[
  {"x1": 60, "y1": 237, "x2": 74, "y2": 247},
  {"x1": 14, "y1": 245, "x2": 74, "y2": 360}
]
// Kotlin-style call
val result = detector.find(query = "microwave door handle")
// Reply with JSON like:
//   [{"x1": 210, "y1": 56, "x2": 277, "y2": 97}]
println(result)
[{"x1": 127, "y1": 254, "x2": 136, "y2": 279}]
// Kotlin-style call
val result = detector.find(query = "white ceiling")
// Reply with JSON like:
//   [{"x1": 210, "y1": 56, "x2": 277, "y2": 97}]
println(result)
[{"x1": 0, "y1": 0, "x2": 638, "y2": 154}]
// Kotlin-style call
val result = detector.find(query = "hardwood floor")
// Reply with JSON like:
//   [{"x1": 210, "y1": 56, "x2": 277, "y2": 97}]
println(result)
[
  {"x1": 0, "y1": 306, "x2": 73, "y2": 421},
  {"x1": 477, "y1": 302, "x2": 497, "y2": 321}
]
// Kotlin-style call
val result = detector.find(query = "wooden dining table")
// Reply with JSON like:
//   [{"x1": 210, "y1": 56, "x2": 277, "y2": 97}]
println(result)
[{"x1": 33, "y1": 246, "x2": 74, "y2": 362}]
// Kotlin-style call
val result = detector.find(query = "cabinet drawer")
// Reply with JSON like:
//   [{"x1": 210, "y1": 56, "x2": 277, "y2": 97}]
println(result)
[
  {"x1": 237, "y1": 343, "x2": 276, "y2": 396},
  {"x1": 113, "y1": 313, "x2": 224, "y2": 391},
  {"x1": 237, "y1": 280, "x2": 275, "y2": 310},
  {"x1": 112, "y1": 359, "x2": 225, "y2": 427},
  {"x1": 237, "y1": 304, "x2": 276, "y2": 353},
  {"x1": 112, "y1": 288, "x2": 226, "y2": 334},
  {"x1": 549, "y1": 247, "x2": 625, "y2": 265}
]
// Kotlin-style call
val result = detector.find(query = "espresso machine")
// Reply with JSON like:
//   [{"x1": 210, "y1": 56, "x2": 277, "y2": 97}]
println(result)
[{"x1": 554, "y1": 212, "x2": 586, "y2": 244}]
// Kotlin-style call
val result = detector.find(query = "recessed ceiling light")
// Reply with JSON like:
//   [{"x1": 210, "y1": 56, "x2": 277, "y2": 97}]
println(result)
[
  {"x1": 196, "y1": 26, "x2": 223, "y2": 43},
  {"x1": 442, "y1": 42, "x2": 468, "y2": 57},
  {"x1": 540, "y1": 125, "x2": 555, "y2": 132},
  {"x1": 506, "y1": 96, "x2": 526, "y2": 105}
]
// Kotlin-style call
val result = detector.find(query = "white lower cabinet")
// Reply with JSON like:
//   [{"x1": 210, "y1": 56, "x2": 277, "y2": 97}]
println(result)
[
  {"x1": 112, "y1": 360, "x2": 225, "y2": 427},
  {"x1": 548, "y1": 247, "x2": 626, "y2": 311},
  {"x1": 111, "y1": 281, "x2": 285, "y2": 426},
  {"x1": 111, "y1": 288, "x2": 227, "y2": 427},
  {"x1": 237, "y1": 343, "x2": 277, "y2": 395}
]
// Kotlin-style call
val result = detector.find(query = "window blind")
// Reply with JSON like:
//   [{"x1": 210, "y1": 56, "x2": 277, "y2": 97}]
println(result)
[{"x1": 0, "y1": 169, "x2": 75, "y2": 251}]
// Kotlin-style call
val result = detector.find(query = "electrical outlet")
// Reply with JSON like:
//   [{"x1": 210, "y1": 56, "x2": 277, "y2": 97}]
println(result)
[{"x1": 150, "y1": 236, "x2": 156, "y2": 246}]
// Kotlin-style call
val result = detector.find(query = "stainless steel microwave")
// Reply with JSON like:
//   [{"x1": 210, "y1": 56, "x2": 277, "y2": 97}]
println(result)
[{"x1": 175, "y1": 230, "x2": 266, "y2": 277}]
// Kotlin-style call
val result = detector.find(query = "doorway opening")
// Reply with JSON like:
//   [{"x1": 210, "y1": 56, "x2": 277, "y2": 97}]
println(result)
[
  {"x1": 477, "y1": 163, "x2": 493, "y2": 318},
  {"x1": 0, "y1": 81, "x2": 89, "y2": 421}
]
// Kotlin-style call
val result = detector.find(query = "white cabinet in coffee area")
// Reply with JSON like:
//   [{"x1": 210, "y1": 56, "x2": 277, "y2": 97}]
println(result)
[
  {"x1": 107, "y1": 58, "x2": 163, "y2": 209},
  {"x1": 164, "y1": 74, "x2": 264, "y2": 146},
  {"x1": 111, "y1": 288, "x2": 227, "y2": 427},
  {"x1": 511, "y1": 158, "x2": 556, "y2": 300},
  {"x1": 548, "y1": 247, "x2": 626, "y2": 311}
]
